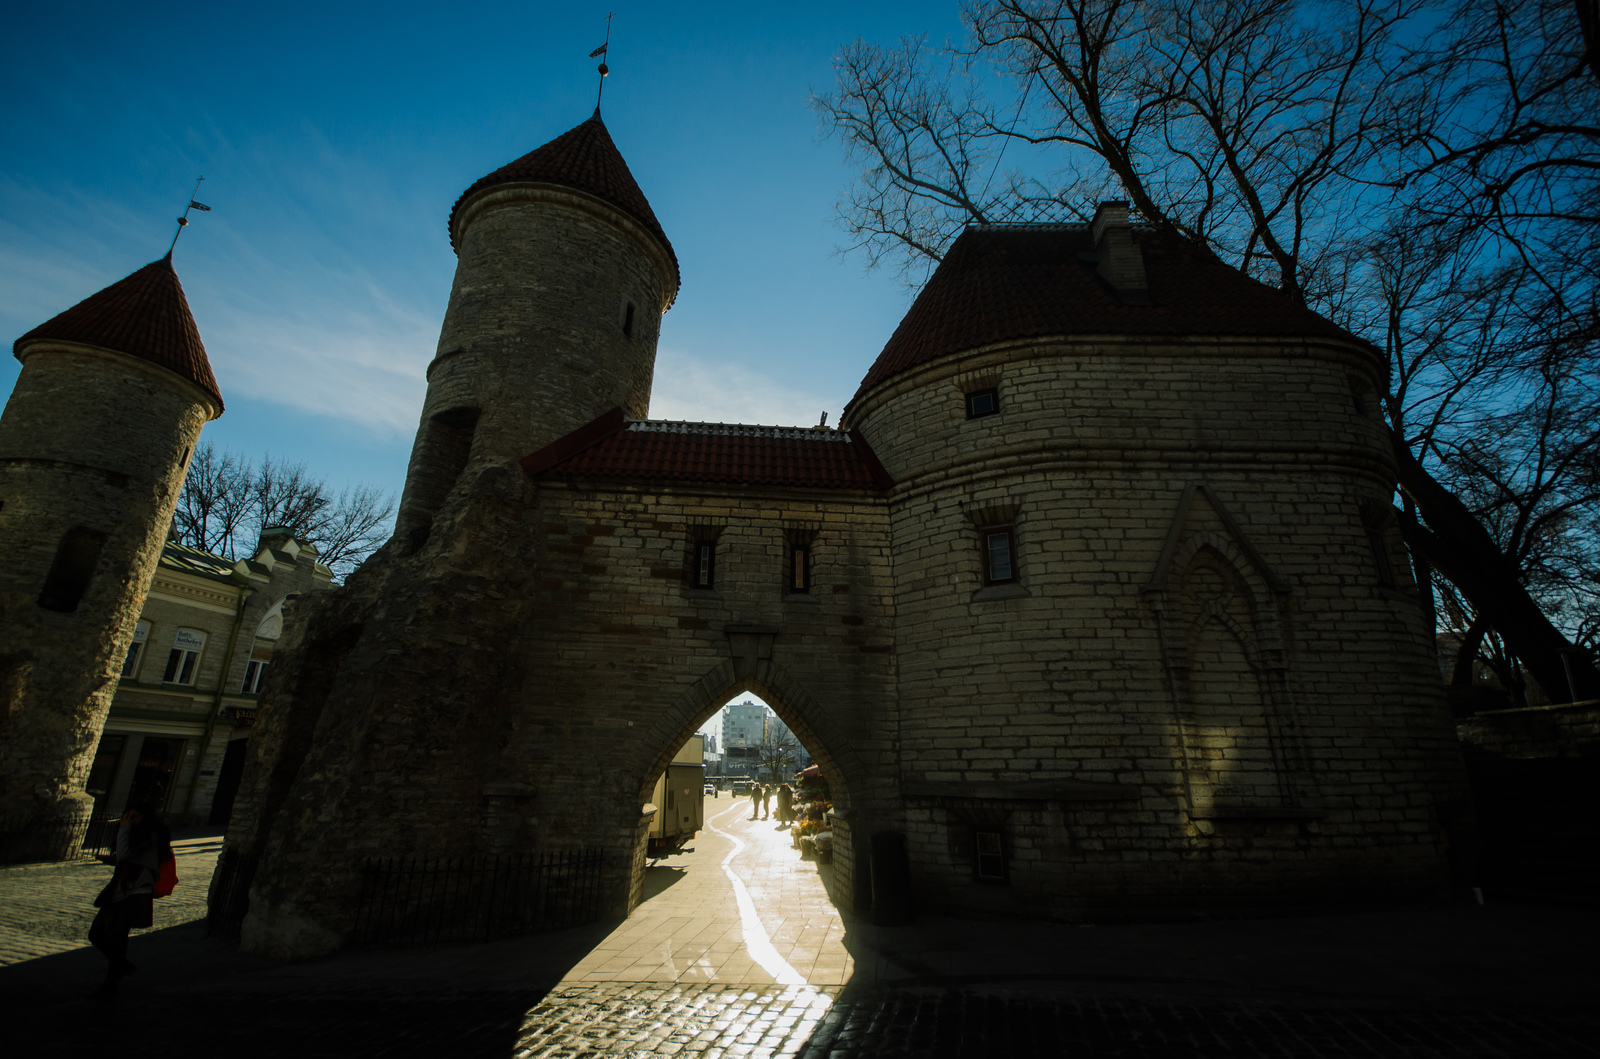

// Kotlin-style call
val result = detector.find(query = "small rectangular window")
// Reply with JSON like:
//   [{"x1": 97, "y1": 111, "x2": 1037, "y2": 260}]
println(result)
[
  {"x1": 37, "y1": 527, "x2": 108, "y2": 613},
  {"x1": 982, "y1": 528, "x2": 1016, "y2": 584},
  {"x1": 121, "y1": 642, "x2": 143, "y2": 679},
  {"x1": 966, "y1": 388, "x2": 999, "y2": 419},
  {"x1": 163, "y1": 628, "x2": 206, "y2": 685},
  {"x1": 975, "y1": 831, "x2": 1005, "y2": 880},
  {"x1": 694, "y1": 541, "x2": 716, "y2": 589},
  {"x1": 789, "y1": 545, "x2": 809, "y2": 593},
  {"x1": 241, "y1": 660, "x2": 269, "y2": 694},
  {"x1": 121, "y1": 620, "x2": 151, "y2": 679},
  {"x1": 622, "y1": 299, "x2": 636, "y2": 338}
]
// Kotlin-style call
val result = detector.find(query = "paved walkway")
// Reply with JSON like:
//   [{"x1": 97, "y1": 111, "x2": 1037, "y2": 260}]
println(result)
[
  {"x1": 560, "y1": 795, "x2": 850, "y2": 986},
  {"x1": 2, "y1": 808, "x2": 1597, "y2": 1057}
]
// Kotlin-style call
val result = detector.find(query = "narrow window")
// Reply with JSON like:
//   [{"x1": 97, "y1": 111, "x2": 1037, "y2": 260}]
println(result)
[
  {"x1": 789, "y1": 544, "x2": 810, "y2": 593},
  {"x1": 966, "y1": 388, "x2": 999, "y2": 419},
  {"x1": 121, "y1": 621, "x2": 151, "y2": 679},
  {"x1": 163, "y1": 628, "x2": 206, "y2": 685},
  {"x1": 37, "y1": 527, "x2": 108, "y2": 612},
  {"x1": 622, "y1": 299, "x2": 636, "y2": 339},
  {"x1": 975, "y1": 831, "x2": 1006, "y2": 880},
  {"x1": 241, "y1": 659, "x2": 269, "y2": 694},
  {"x1": 982, "y1": 528, "x2": 1016, "y2": 584},
  {"x1": 694, "y1": 541, "x2": 716, "y2": 589}
]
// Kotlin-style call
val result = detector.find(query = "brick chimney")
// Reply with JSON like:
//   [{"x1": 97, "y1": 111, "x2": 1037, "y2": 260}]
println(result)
[{"x1": 1091, "y1": 201, "x2": 1150, "y2": 304}]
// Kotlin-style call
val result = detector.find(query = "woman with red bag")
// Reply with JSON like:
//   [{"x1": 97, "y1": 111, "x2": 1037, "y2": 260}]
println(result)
[{"x1": 87, "y1": 802, "x2": 174, "y2": 999}]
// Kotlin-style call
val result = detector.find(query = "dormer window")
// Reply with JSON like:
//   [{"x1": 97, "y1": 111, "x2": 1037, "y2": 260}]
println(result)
[{"x1": 966, "y1": 388, "x2": 999, "y2": 419}]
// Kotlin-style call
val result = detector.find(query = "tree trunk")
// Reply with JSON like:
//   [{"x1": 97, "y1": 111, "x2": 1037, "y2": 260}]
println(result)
[{"x1": 1391, "y1": 430, "x2": 1600, "y2": 702}]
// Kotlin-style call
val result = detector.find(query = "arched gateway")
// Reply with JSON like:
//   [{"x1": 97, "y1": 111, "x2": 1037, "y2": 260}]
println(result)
[{"x1": 221, "y1": 114, "x2": 1469, "y2": 960}]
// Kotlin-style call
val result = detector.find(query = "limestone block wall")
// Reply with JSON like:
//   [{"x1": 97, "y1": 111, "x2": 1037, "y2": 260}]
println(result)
[
  {"x1": 398, "y1": 191, "x2": 672, "y2": 545},
  {"x1": 224, "y1": 465, "x2": 896, "y2": 959},
  {"x1": 0, "y1": 345, "x2": 213, "y2": 842},
  {"x1": 846, "y1": 334, "x2": 1465, "y2": 916}
]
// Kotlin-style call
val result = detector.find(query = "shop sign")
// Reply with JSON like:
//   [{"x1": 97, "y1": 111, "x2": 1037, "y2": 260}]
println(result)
[{"x1": 224, "y1": 706, "x2": 258, "y2": 730}]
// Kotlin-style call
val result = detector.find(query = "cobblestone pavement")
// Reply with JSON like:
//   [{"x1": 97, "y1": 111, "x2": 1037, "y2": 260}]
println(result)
[
  {"x1": 3, "y1": 813, "x2": 1598, "y2": 1057},
  {"x1": 0, "y1": 830, "x2": 220, "y2": 965}
]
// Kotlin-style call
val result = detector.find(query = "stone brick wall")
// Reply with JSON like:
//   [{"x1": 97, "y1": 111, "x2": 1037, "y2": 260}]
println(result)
[
  {"x1": 0, "y1": 344, "x2": 214, "y2": 845},
  {"x1": 842, "y1": 334, "x2": 1465, "y2": 915},
  {"x1": 396, "y1": 189, "x2": 673, "y2": 546}
]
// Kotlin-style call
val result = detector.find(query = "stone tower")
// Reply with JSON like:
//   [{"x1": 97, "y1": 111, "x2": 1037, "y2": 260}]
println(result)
[
  {"x1": 395, "y1": 110, "x2": 679, "y2": 550},
  {"x1": 0, "y1": 254, "x2": 223, "y2": 858},
  {"x1": 223, "y1": 112, "x2": 684, "y2": 958}
]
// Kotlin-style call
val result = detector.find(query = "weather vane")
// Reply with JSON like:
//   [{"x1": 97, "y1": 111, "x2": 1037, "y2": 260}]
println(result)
[
  {"x1": 168, "y1": 176, "x2": 211, "y2": 256},
  {"x1": 589, "y1": 12, "x2": 614, "y2": 112}
]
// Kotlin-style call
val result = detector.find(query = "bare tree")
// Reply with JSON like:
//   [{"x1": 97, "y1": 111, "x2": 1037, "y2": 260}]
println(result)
[
  {"x1": 171, "y1": 444, "x2": 395, "y2": 580},
  {"x1": 814, "y1": 0, "x2": 1600, "y2": 699},
  {"x1": 755, "y1": 716, "x2": 800, "y2": 784},
  {"x1": 171, "y1": 445, "x2": 254, "y2": 558}
]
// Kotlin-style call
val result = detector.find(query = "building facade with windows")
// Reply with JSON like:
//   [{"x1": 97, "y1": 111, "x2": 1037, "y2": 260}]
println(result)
[
  {"x1": 87, "y1": 531, "x2": 331, "y2": 827},
  {"x1": 219, "y1": 113, "x2": 1468, "y2": 959}
]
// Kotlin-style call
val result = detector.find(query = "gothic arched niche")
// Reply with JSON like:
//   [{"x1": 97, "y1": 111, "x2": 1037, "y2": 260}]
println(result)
[{"x1": 1146, "y1": 485, "x2": 1298, "y2": 815}]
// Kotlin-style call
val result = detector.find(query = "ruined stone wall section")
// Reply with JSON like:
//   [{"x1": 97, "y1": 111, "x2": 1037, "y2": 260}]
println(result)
[
  {"x1": 396, "y1": 190, "x2": 671, "y2": 545},
  {"x1": 846, "y1": 337, "x2": 1463, "y2": 915},
  {"x1": 0, "y1": 344, "x2": 213, "y2": 840}
]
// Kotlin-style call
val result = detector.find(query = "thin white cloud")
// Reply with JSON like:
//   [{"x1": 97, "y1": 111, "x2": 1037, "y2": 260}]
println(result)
[{"x1": 647, "y1": 348, "x2": 848, "y2": 427}]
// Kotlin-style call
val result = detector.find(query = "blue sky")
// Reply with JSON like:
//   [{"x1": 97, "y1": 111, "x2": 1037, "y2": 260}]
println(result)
[{"x1": 1, "y1": 2, "x2": 967, "y2": 507}]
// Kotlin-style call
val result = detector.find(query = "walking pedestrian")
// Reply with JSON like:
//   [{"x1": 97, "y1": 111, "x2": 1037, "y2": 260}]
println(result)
[
  {"x1": 761, "y1": 784, "x2": 773, "y2": 820},
  {"x1": 776, "y1": 783, "x2": 793, "y2": 826},
  {"x1": 87, "y1": 802, "x2": 173, "y2": 999},
  {"x1": 749, "y1": 783, "x2": 763, "y2": 820}
]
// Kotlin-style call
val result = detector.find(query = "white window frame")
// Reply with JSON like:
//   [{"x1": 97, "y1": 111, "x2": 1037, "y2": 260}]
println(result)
[
  {"x1": 163, "y1": 628, "x2": 206, "y2": 685},
  {"x1": 121, "y1": 620, "x2": 150, "y2": 679}
]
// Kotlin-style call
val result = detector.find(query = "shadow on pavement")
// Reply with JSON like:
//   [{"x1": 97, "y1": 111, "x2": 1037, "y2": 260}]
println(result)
[
  {"x1": 640, "y1": 863, "x2": 687, "y2": 901},
  {"x1": 1, "y1": 913, "x2": 621, "y2": 1058}
]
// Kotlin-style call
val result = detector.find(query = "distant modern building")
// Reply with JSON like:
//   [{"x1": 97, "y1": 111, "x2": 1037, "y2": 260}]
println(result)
[{"x1": 722, "y1": 700, "x2": 793, "y2": 748}]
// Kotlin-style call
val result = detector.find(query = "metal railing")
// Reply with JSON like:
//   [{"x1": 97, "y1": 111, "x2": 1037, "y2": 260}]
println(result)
[
  {"x1": 0, "y1": 811, "x2": 118, "y2": 865},
  {"x1": 205, "y1": 847, "x2": 258, "y2": 940},
  {"x1": 351, "y1": 848, "x2": 606, "y2": 946}
]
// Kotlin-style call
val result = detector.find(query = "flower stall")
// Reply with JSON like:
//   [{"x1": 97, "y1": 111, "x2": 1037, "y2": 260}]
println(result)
[{"x1": 790, "y1": 765, "x2": 833, "y2": 862}]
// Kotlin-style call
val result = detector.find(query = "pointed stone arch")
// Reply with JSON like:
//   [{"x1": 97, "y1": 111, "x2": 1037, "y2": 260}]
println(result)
[
  {"x1": 1145, "y1": 484, "x2": 1313, "y2": 818},
  {"x1": 631, "y1": 656, "x2": 862, "y2": 811}
]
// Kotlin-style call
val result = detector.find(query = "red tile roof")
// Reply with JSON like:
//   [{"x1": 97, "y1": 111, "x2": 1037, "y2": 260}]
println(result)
[
  {"x1": 449, "y1": 112, "x2": 679, "y2": 290},
  {"x1": 522, "y1": 407, "x2": 892, "y2": 491},
  {"x1": 853, "y1": 225, "x2": 1373, "y2": 399},
  {"x1": 13, "y1": 255, "x2": 223, "y2": 412}
]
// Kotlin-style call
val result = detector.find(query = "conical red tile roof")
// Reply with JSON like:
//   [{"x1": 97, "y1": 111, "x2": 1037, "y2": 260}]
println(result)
[
  {"x1": 449, "y1": 112, "x2": 678, "y2": 288},
  {"x1": 13, "y1": 255, "x2": 224, "y2": 413}
]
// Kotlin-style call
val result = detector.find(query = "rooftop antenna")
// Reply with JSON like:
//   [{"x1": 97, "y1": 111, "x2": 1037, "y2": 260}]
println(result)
[
  {"x1": 589, "y1": 12, "x2": 614, "y2": 113},
  {"x1": 167, "y1": 176, "x2": 211, "y2": 256}
]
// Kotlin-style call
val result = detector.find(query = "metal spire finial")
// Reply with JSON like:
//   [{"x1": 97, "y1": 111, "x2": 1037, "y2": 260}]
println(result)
[
  {"x1": 589, "y1": 12, "x2": 615, "y2": 113},
  {"x1": 167, "y1": 176, "x2": 211, "y2": 256}
]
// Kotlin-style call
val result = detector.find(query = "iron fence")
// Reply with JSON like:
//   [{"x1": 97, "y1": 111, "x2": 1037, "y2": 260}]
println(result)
[
  {"x1": 0, "y1": 811, "x2": 119, "y2": 865},
  {"x1": 351, "y1": 848, "x2": 606, "y2": 946},
  {"x1": 205, "y1": 847, "x2": 259, "y2": 940}
]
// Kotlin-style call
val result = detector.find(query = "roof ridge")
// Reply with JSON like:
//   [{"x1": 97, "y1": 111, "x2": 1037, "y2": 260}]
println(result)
[{"x1": 626, "y1": 419, "x2": 851, "y2": 441}]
